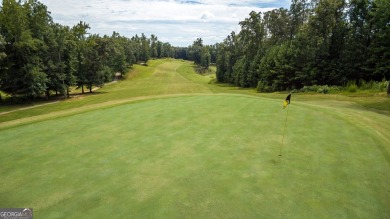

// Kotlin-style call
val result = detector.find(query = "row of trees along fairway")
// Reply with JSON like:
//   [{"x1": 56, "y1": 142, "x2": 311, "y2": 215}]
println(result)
[
  {"x1": 187, "y1": 38, "x2": 217, "y2": 70},
  {"x1": 215, "y1": 0, "x2": 390, "y2": 92},
  {"x1": 0, "y1": 0, "x2": 182, "y2": 101}
]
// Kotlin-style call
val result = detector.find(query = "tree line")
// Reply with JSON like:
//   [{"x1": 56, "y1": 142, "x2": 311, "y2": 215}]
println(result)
[
  {"x1": 187, "y1": 38, "x2": 216, "y2": 70},
  {"x1": 215, "y1": 0, "x2": 390, "y2": 92},
  {"x1": 2, "y1": 0, "x2": 388, "y2": 101},
  {"x1": 0, "y1": 0, "x2": 186, "y2": 101}
]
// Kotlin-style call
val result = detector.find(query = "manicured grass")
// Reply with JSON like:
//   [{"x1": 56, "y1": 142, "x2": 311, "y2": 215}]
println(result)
[
  {"x1": 0, "y1": 59, "x2": 213, "y2": 123},
  {"x1": 0, "y1": 59, "x2": 389, "y2": 218}
]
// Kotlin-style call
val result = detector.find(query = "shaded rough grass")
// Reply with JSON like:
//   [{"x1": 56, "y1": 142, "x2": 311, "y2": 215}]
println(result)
[{"x1": 0, "y1": 95, "x2": 389, "y2": 218}]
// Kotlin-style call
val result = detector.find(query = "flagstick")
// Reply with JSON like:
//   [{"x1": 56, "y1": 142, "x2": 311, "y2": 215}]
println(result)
[{"x1": 279, "y1": 105, "x2": 289, "y2": 156}]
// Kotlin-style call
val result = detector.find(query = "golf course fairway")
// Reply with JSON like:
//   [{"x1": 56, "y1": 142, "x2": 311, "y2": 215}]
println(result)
[{"x1": 0, "y1": 60, "x2": 389, "y2": 218}]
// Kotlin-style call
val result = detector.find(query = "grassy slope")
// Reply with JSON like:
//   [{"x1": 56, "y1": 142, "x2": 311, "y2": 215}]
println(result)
[
  {"x1": 0, "y1": 60, "x2": 204, "y2": 124},
  {"x1": 0, "y1": 59, "x2": 389, "y2": 218}
]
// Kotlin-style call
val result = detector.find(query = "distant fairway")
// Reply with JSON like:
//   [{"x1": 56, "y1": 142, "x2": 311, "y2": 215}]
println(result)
[{"x1": 0, "y1": 60, "x2": 389, "y2": 218}]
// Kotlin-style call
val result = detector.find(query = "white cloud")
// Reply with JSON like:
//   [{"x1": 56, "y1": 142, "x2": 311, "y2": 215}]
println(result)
[
  {"x1": 39, "y1": 0, "x2": 290, "y2": 46},
  {"x1": 200, "y1": 11, "x2": 215, "y2": 21}
]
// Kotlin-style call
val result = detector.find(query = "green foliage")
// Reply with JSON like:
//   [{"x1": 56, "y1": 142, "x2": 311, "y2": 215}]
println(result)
[
  {"x1": 350, "y1": 80, "x2": 389, "y2": 92},
  {"x1": 300, "y1": 85, "x2": 318, "y2": 93},
  {"x1": 317, "y1": 85, "x2": 329, "y2": 94},
  {"x1": 188, "y1": 38, "x2": 212, "y2": 69},
  {"x1": 299, "y1": 80, "x2": 389, "y2": 94},
  {"x1": 215, "y1": 33, "x2": 239, "y2": 85},
  {"x1": 347, "y1": 81, "x2": 358, "y2": 93},
  {"x1": 0, "y1": 0, "x2": 48, "y2": 98},
  {"x1": 256, "y1": 80, "x2": 272, "y2": 92},
  {"x1": 382, "y1": 80, "x2": 389, "y2": 93},
  {"x1": 0, "y1": 34, "x2": 5, "y2": 61},
  {"x1": 215, "y1": 0, "x2": 389, "y2": 91},
  {"x1": 140, "y1": 33, "x2": 150, "y2": 63},
  {"x1": 299, "y1": 85, "x2": 341, "y2": 94}
]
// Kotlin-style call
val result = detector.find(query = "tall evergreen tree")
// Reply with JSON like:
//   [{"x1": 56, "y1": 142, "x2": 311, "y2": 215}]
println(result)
[
  {"x1": 367, "y1": 0, "x2": 390, "y2": 81},
  {"x1": 150, "y1": 34, "x2": 158, "y2": 59},
  {"x1": 140, "y1": 33, "x2": 150, "y2": 63},
  {"x1": 0, "y1": 34, "x2": 6, "y2": 101},
  {"x1": 72, "y1": 21, "x2": 90, "y2": 94}
]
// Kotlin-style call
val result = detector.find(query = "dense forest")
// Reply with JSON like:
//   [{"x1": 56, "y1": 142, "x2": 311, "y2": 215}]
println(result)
[
  {"x1": 0, "y1": 0, "x2": 188, "y2": 100},
  {"x1": 215, "y1": 0, "x2": 389, "y2": 92}
]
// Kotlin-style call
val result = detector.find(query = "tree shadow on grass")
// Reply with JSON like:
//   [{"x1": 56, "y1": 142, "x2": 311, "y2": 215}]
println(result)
[
  {"x1": 357, "y1": 102, "x2": 390, "y2": 116},
  {"x1": 69, "y1": 91, "x2": 108, "y2": 98}
]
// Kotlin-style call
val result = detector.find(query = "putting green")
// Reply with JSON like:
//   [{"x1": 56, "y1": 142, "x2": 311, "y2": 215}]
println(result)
[{"x1": 0, "y1": 94, "x2": 389, "y2": 218}]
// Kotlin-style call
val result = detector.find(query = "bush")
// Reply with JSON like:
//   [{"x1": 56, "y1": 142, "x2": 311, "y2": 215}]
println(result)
[
  {"x1": 297, "y1": 80, "x2": 387, "y2": 94},
  {"x1": 328, "y1": 86, "x2": 341, "y2": 93},
  {"x1": 354, "y1": 79, "x2": 388, "y2": 92},
  {"x1": 256, "y1": 81, "x2": 264, "y2": 92},
  {"x1": 256, "y1": 81, "x2": 273, "y2": 92},
  {"x1": 299, "y1": 85, "x2": 341, "y2": 94},
  {"x1": 300, "y1": 85, "x2": 318, "y2": 92},
  {"x1": 317, "y1": 85, "x2": 329, "y2": 94},
  {"x1": 347, "y1": 83, "x2": 358, "y2": 93},
  {"x1": 379, "y1": 80, "x2": 389, "y2": 92}
]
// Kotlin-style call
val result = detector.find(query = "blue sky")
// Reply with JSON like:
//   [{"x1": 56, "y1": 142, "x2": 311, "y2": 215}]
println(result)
[{"x1": 40, "y1": 0, "x2": 290, "y2": 46}]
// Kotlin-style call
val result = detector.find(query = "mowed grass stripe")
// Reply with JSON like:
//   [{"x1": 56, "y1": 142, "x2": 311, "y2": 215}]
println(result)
[
  {"x1": 0, "y1": 59, "x2": 212, "y2": 124},
  {"x1": 0, "y1": 93, "x2": 214, "y2": 130},
  {"x1": 0, "y1": 95, "x2": 389, "y2": 218}
]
